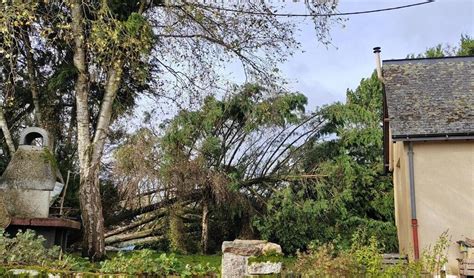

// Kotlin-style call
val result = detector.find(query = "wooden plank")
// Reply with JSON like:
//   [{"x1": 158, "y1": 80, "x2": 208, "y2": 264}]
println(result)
[{"x1": 459, "y1": 259, "x2": 474, "y2": 276}]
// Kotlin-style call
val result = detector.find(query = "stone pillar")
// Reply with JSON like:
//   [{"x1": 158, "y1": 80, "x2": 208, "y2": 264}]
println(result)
[{"x1": 221, "y1": 239, "x2": 283, "y2": 278}]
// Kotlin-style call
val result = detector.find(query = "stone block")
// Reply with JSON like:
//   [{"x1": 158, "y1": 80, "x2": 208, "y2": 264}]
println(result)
[
  {"x1": 222, "y1": 239, "x2": 283, "y2": 278},
  {"x1": 247, "y1": 262, "x2": 282, "y2": 275}
]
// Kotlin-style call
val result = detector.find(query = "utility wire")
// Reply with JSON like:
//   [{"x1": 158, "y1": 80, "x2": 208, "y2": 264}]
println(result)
[{"x1": 189, "y1": 0, "x2": 434, "y2": 17}]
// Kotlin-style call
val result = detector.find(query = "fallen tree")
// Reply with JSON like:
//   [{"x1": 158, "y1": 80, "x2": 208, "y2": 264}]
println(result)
[
  {"x1": 105, "y1": 210, "x2": 166, "y2": 238},
  {"x1": 105, "y1": 224, "x2": 164, "y2": 245},
  {"x1": 105, "y1": 192, "x2": 199, "y2": 226},
  {"x1": 111, "y1": 236, "x2": 165, "y2": 249}
]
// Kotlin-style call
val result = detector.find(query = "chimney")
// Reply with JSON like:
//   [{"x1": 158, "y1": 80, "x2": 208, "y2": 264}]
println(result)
[{"x1": 373, "y1": 47, "x2": 383, "y2": 82}]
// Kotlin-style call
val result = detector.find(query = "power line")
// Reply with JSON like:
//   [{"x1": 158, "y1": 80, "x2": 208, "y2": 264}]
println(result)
[{"x1": 191, "y1": 0, "x2": 434, "y2": 17}]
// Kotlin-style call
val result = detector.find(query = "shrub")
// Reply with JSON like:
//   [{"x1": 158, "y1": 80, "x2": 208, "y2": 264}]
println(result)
[
  {"x1": 0, "y1": 229, "x2": 60, "y2": 266},
  {"x1": 422, "y1": 230, "x2": 451, "y2": 276},
  {"x1": 350, "y1": 234, "x2": 383, "y2": 276},
  {"x1": 291, "y1": 231, "x2": 450, "y2": 277},
  {"x1": 291, "y1": 243, "x2": 360, "y2": 277}
]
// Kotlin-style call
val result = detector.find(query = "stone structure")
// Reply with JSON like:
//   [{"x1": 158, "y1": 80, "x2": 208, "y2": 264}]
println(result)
[
  {"x1": 221, "y1": 240, "x2": 282, "y2": 278},
  {"x1": 0, "y1": 194, "x2": 10, "y2": 228},
  {"x1": 0, "y1": 127, "x2": 80, "y2": 248},
  {"x1": 0, "y1": 127, "x2": 63, "y2": 218}
]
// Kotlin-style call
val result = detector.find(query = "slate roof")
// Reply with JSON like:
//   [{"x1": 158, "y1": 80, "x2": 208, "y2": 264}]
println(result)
[{"x1": 383, "y1": 56, "x2": 474, "y2": 139}]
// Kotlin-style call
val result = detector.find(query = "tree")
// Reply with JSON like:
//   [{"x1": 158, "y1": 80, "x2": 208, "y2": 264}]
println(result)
[
  {"x1": 254, "y1": 73, "x2": 397, "y2": 254},
  {"x1": 0, "y1": 1, "x2": 340, "y2": 260},
  {"x1": 111, "y1": 84, "x2": 324, "y2": 253},
  {"x1": 407, "y1": 34, "x2": 474, "y2": 58}
]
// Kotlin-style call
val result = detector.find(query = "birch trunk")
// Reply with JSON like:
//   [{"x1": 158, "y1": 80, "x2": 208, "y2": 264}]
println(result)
[
  {"x1": 70, "y1": 0, "x2": 126, "y2": 261},
  {"x1": 71, "y1": 0, "x2": 105, "y2": 261},
  {"x1": 23, "y1": 31, "x2": 42, "y2": 126},
  {"x1": 0, "y1": 107, "x2": 15, "y2": 154}
]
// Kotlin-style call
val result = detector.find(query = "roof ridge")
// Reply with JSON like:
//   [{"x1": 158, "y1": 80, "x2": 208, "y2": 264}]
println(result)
[{"x1": 383, "y1": 55, "x2": 474, "y2": 64}]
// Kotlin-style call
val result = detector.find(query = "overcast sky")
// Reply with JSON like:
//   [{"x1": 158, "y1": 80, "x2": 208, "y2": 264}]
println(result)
[
  {"x1": 277, "y1": 0, "x2": 473, "y2": 109},
  {"x1": 133, "y1": 0, "x2": 473, "y2": 127}
]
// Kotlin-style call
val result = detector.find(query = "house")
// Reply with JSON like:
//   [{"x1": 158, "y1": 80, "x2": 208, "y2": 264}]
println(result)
[{"x1": 381, "y1": 55, "x2": 474, "y2": 275}]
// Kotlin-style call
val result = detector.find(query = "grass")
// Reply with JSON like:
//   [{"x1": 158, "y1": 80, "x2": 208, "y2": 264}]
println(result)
[{"x1": 175, "y1": 254, "x2": 222, "y2": 270}]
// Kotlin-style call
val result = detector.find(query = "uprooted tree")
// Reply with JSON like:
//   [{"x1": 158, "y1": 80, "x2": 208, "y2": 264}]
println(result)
[
  {"x1": 111, "y1": 84, "x2": 325, "y2": 253},
  {"x1": 0, "y1": 0, "x2": 341, "y2": 259}
]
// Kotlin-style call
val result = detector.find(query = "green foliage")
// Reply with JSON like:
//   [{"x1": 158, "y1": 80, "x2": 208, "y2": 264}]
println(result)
[
  {"x1": 99, "y1": 249, "x2": 216, "y2": 276},
  {"x1": 91, "y1": 5, "x2": 154, "y2": 82},
  {"x1": 0, "y1": 229, "x2": 60, "y2": 266},
  {"x1": 0, "y1": 229, "x2": 218, "y2": 276},
  {"x1": 0, "y1": 230, "x2": 94, "y2": 273},
  {"x1": 150, "y1": 84, "x2": 310, "y2": 251},
  {"x1": 248, "y1": 251, "x2": 283, "y2": 264},
  {"x1": 350, "y1": 234, "x2": 383, "y2": 276},
  {"x1": 457, "y1": 34, "x2": 474, "y2": 56},
  {"x1": 253, "y1": 186, "x2": 334, "y2": 254},
  {"x1": 175, "y1": 254, "x2": 222, "y2": 270},
  {"x1": 421, "y1": 230, "x2": 451, "y2": 276},
  {"x1": 291, "y1": 243, "x2": 360, "y2": 277},
  {"x1": 255, "y1": 73, "x2": 397, "y2": 254},
  {"x1": 41, "y1": 148, "x2": 59, "y2": 173},
  {"x1": 407, "y1": 34, "x2": 474, "y2": 58}
]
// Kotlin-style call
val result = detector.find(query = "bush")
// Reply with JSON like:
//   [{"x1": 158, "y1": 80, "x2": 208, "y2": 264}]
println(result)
[
  {"x1": 291, "y1": 243, "x2": 360, "y2": 277},
  {"x1": 0, "y1": 229, "x2": 217, "y2": 276},
  {"x1": 291, "y1": 232, "x2": 450, "y2": 277},
  {"x1": 421, "y1": 230, "x2": 451, "y2": 276},
  {"x1": 0, "y1": 229, "x2": 60, "y2": 266}
]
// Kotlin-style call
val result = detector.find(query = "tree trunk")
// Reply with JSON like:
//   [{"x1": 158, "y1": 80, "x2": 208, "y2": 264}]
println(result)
[
  {"x1": 238, "y1": 212, "x2": 256, "y2": 240},
  {"x1": 22, "y1": 31, "x2": 42, "y2": 127},
  {"x1": 105, "y1": 195, "x2": 197, "y2": 227},
  {"x1": 105, "y1": 226, "x2": 163, "y2": 245},
  {"x1": 71, "y1": 0, "x2": 105, "y2": 261},
  {"x1": 79, "y1": 165, "x2": 106, "y2": 260},
  {"x1": 111, "y1": 236, "x2": 164, "y2": 248},
  {"x1": 169, "y1": 202, "x2": 188, "y2": 254},
  {"x1": 70, "y1": 0, "x2": 127, "y2": 261},
  {"x1": 200, "y1": 200, "x2": 209, "y2": 254},
  {"x1": 105, "y1": 210, "x2": 165, "y2": 238},
  {"x1": 0, "y1": 107, "x2": 15, "y2": 154}
]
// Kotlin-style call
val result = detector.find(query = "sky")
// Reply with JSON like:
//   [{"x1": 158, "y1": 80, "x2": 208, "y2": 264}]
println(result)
[
  {"x1": 132, "y1": 0, "x2": 473, "y2": 128},
  {"x1": 277, "y1": 0, "x2": 473, "y2": 109}
]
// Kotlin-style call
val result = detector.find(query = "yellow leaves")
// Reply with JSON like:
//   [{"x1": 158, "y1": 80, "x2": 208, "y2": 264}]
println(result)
[
  {"x1": 89, "y1": 8, "x2": 153, "y2": 76},
  {"x1": 0, "y1": 2, "x2": 37, "y2": 50}
]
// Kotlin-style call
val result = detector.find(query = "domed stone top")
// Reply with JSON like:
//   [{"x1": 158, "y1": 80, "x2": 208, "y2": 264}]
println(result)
[{"x1": 0, "y1": 127, "x2": 60, "y2": 191}]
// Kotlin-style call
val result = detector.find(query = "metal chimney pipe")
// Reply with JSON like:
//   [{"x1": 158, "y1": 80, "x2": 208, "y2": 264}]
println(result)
[{"x1": 373, "y1": 47, "x2": 383, "y2": 82}]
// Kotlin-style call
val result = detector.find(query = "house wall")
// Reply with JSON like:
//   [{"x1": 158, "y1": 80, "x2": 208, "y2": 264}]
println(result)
[
  {"x1": 393, "y1": 140, "x2": 474, "y2": 274},
  {"x1": 392, "y1": 141, "x2": 414, "y2": 259},
  {"x1": 413, "y1": 141, "x2": 474, "y2": 274}
]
